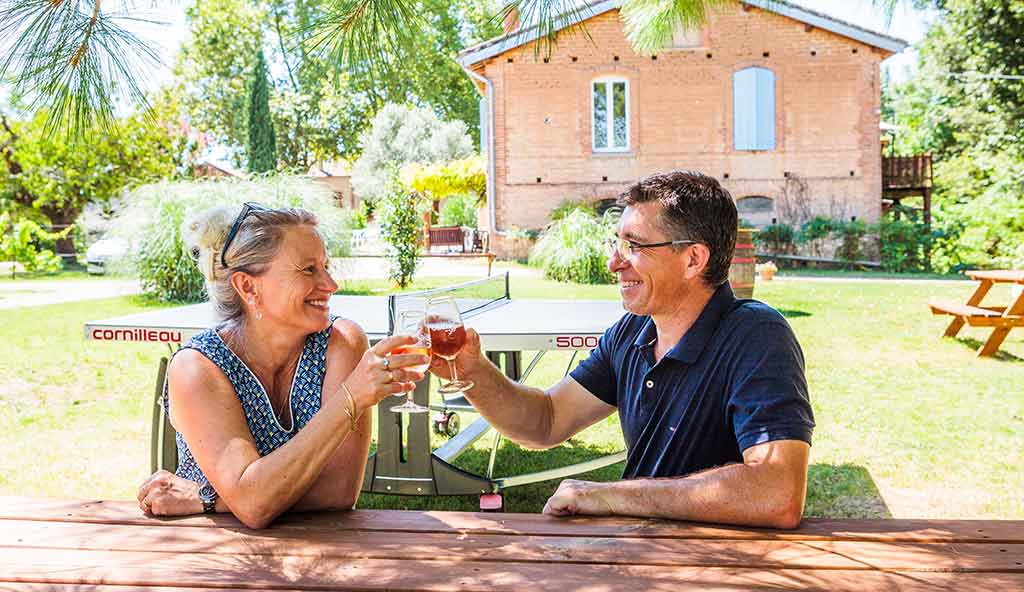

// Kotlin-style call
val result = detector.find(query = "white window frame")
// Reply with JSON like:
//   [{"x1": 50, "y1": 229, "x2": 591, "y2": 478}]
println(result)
[{"x1": 591, "y1": 77, "x2": 630, "y2": 153}]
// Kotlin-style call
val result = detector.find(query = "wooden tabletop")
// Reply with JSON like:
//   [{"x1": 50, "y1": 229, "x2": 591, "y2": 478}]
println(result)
[
  {"x1": 1, "y1": 496, "x2": 1022, "y2": 591},
  {"x1": 966, "y1": 269, "x2": 1024, "y2": 284}
]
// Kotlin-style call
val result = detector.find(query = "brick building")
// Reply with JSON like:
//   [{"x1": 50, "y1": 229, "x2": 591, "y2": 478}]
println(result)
[{"x1": 457, "y1": 0, "x2": 907, "y2": 257}]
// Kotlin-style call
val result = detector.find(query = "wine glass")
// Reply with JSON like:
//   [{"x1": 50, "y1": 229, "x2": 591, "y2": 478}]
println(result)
[
  {"x1": 388, "y1": 311, "x2": 432, "y2": 414},
  {"x1": 425, "y1": 296, "x2": 474, "y2": 394}
]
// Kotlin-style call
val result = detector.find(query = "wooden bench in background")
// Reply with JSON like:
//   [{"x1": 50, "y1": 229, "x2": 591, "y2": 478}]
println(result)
[
  {"x1": 929, "y1": 269, "x2": 1024, "y2": 357},
  {"x1": 424, "y1": 226, "x2": 495, "y2": 275}
]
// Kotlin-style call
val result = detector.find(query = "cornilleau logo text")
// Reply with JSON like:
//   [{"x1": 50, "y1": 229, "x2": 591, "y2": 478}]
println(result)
[{"x1": 91, "y1": 329, "x2": 182, "y2": 343}]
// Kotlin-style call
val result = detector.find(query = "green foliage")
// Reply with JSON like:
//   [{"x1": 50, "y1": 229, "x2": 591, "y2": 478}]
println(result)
[
  {"x1": 438, "y1": 193, "x2": 479, "y2": 229},
  {"x1": 353, "y1": 104, "x2": 474, "y2": 203},
  {"x1": 528, "y1": 210, "x2": 616, "y2": 285},
  {"x1": 797, "y1": 217, "x2": 838, "y2": 244},
  {"x1": 176, "y1": 0, "x2": 263, "y2": 159},
  {"x1": 348, "y1": 200, "x2": 372, "y2": 230},
  {"x1": 755, "y1": 223, "x2": 796, "y2": 254},
  {"x1": 378, "y1": 183, "x2": 429, "y2": 288},
  {"x1": 401, "y1": 157, "x2": 486, "y2": 202},
  {"x1": 0, "y1": 101, "x2": 194, "y2": 255},
  {"x1": 0, "y1": 212, "x2": 66, "y2": 277},
  {"x1": 247, "y1": 51, "x2": 278, "y2": 173},
  {"x1": 876, "y1": 215, "x2": 932, "y2": 273},
  {"x1": 797, "y1": 216, "x2": 838, "y2": 257},
  {"x1": 929, "y1": 151, "x2": 1024, "y2": 273},
  {"x1": 884, "y1": 1, "x2": 1024, "y2": 271},
  {"x1": 107, "y1": 177, "x2": 351, "y2": 302},
  {"x1": 549, "y1": 199, "x2": 598, "y2": 223},
  {"x1": 833, "y1": 220, "x2": 868, "y2": 263},
  {"x1": 172, "y1": 0, "x2": 495, "y2": 167}
]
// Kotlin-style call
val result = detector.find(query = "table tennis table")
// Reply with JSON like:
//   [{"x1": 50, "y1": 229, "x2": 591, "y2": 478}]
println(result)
[{"x1": 84, "y1": 273, "x2": 627, "y2": 508}]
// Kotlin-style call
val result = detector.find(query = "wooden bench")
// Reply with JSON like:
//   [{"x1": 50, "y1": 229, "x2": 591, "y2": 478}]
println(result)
[
  {"x1": 427, "y1": 225, "x2": 472, "y2": 252},
  {"x1": 928, "y1": 270, "x2": 1024, "y2": 356}
]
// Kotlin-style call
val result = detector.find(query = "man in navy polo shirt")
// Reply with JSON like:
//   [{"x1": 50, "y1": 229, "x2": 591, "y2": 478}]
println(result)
[{"x1": 431, "y1": 170, "x2": 814, "y2": 528}]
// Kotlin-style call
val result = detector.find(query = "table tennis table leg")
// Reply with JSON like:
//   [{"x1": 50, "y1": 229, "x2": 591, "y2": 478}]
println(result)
[{"x1": 149, "y1": 349, "x2": 178, "y2": 475}]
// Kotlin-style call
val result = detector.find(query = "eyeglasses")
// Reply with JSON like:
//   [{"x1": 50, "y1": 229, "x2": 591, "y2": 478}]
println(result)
[
  {"x1": 603, "y1": 237, "x2": 698, "y2": 260},
  {"x1": 221, "y1": 202, "x2": 270, "y2": 268}
]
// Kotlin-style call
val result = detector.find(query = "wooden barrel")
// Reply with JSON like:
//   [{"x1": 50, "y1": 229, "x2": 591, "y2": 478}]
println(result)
[{"x1": 729, "y1": 228, "x2": 756, "y2": 299}]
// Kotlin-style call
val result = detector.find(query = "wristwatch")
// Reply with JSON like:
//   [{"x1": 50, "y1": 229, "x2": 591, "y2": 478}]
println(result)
[{"x1": 198, "y1": 482, "x2": 218, "y2": 514}]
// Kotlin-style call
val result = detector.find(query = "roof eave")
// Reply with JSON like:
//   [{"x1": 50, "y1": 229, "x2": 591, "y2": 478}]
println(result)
[{"x1": 457, "y1": 0, "x2": 908, "y2": 67}]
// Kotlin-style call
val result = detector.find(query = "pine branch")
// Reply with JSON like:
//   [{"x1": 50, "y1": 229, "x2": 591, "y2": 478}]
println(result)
[
  {"x1": 0, "y1": 0, "x2": 163, "y2": 138},
  {"x1": 306, "y1": 0, "x2": 423, "y2": 79}
]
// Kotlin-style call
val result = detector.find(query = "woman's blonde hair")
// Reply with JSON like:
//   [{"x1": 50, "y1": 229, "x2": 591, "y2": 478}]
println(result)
[{"x1": 182, "y1": 204, "x2": 320, "y2": 322}]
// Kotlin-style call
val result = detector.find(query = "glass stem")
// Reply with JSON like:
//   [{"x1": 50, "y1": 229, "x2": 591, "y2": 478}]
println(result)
[{"x1": 448, "y1": 359, "x2": 459, "y2": 385}]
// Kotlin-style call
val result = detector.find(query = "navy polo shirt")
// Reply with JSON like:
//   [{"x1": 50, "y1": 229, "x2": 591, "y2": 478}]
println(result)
[{"x1": 570, "y1": 283, "x2": 814, "y2": 479}]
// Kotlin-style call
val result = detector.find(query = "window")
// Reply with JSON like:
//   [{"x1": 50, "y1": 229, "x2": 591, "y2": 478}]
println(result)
[
  {"x1": 592, "y1": 78, "x2": 629, "y2": 152},
  {"x1": 733, "y1": 67, "x2": 775, "y2": 151},
  {"x1": 736, "y1": 196, "x2": 775, "y2": 228}
]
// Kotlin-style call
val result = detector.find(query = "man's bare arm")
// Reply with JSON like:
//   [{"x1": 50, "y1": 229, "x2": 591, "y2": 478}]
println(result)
[
  {"x1": 543, "y1": 439, "x2": 810, "y2": 529},
  {"x1": 433, "y1": 329, "x2": 616, "y2": 450}
]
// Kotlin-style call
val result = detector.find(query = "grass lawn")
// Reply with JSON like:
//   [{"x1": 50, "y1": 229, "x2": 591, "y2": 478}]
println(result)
[{"x1": 1, "y1": 275, "x2": 1021, "y2": 519}]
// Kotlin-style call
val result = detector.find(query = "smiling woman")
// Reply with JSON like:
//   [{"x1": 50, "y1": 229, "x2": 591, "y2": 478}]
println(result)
[{"x1": 134, "y1": 203, "x2": 430, "y2": 528}]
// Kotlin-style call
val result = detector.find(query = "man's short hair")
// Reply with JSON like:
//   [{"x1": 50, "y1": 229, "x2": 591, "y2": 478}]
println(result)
[{"x1": 617, "y1": 170, "x2": 737, "y2": 287}]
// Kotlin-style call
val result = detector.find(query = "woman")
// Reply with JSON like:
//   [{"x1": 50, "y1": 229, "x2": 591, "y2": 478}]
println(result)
[{"x1": 136, "y1": 203, "x2": 426, "y2": 528}]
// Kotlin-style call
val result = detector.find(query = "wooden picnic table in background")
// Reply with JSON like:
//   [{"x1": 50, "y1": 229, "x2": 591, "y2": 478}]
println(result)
[
  {"x1": 929, "y1": 269, "x2": 1024, "y2": 356},
  {"x1": 1, "y1": 496, "x2": 1022, "y2": 590}
]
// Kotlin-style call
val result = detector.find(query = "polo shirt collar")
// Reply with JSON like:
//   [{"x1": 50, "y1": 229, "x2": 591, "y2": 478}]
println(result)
[{"x1": 631, "y1": 283, "x2": 737, "y2": 364}]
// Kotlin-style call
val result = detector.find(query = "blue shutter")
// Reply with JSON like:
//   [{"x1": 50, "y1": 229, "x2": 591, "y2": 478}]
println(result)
[
  {"x1": 733, "y1": 69, "x2": 757, "y2": 150},
  {"x1": 734, "y1": 67, "x2": 775, "y2": 151},
  {"x1": 754, "y1": 68, "x2": 776, "y2": 150}
]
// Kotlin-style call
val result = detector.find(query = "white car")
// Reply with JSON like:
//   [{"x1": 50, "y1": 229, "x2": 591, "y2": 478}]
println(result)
[{"x1": 85, "y1": 237, "x2": 129, "y2": 275}]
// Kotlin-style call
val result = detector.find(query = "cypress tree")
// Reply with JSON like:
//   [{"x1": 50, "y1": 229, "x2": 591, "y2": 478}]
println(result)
[{"x1": 247, "y1": 50, "x2": 277, "y2": 173}]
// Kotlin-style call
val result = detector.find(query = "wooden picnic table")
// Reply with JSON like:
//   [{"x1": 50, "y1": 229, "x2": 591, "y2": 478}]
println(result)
[
  {"x1": 929, "y1": 269, "x2": 1024, "y2": 357},
  {"x1": 1, "y1": 496, "x2": 1021, "y2": 590}
]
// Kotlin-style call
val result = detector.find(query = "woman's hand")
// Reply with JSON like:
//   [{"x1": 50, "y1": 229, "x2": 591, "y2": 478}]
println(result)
[
  {"x1": 343, "y1": 334, "x2": 430, "y2": 412},
  {"x1": 137, "y1": 470, "x2": 203, "y2": 516}
]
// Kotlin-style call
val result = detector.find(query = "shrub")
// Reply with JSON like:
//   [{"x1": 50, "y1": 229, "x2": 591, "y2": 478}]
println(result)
[
  {"x1": 378, "y1": 186, "x2": 429, "y2": 288},
  {"x1": 549, "y1": 199, "x2": 597, "y2": 223},
  {"x1": 108, "y1": 176, "x2": 351, "y2": 302},
  {"x1": 833, "y1": 219, "x2": 868, "y2": 263},
  {"x1": 528, "y1": 210, "x2": 616, "y2": 284},
  {"x1": 755, "y1": 223, "x2": 796, "y2": 254},
  {"x1": 438, "y1": 193, "x2": 478, "y2": 228},
  {"x1": 0, "y1": 212, "x2": 65, "y2": 277},
  {"x1": 876, "y1": 215, "x2": 931, "y2": 272},
  {"x1": 797, "y1": 216, "x2": 837, "y2": 256}
]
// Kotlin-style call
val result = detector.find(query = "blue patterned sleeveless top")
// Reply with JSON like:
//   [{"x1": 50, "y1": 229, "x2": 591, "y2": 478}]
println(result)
[{"x1": 164, "y1": 318, "x2": 336, "y2": 485}]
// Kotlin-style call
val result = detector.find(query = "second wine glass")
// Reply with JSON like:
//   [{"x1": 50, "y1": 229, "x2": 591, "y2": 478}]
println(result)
[
  {"x1": 425, "y1": 296, "x2": 474, "y2": 394},
  {"x1": 388, "y1": 311, "x2": 431, "y2": 414}
]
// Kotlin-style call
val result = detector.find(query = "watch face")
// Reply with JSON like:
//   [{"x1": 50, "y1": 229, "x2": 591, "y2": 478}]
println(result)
[{"x1": 198, "y1": 482, "x2": 217, "y2": 502}]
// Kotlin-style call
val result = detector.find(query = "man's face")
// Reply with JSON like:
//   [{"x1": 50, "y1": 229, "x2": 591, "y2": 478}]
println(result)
[{"x1": 607, "y1": 201, "x2": 693, "y2": 317}]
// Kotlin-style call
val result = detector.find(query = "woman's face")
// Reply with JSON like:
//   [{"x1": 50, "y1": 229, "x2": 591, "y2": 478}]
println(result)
[{"x1": 253, "y1": 225, "x2": 338, "y2": 334}]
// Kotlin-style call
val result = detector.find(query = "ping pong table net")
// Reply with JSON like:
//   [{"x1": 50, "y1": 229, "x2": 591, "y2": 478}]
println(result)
[{"x1": 387, "y1": 272, "x2": 511, "y2": 335}]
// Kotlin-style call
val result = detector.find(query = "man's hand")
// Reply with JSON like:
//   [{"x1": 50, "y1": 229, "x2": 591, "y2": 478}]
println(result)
[
  {"x1": 428, "y1": 327, "x2": 485, "y2": 381},
  {"x1": 542, "y1": 479, "x2": 616, "y2": 517},
  {"x1": 137, "y1": 470, "x2": 203, "y2": 516}
]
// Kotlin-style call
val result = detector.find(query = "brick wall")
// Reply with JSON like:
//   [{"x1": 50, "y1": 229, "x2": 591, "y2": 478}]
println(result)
[{"x1": 472, "y1": 2, "x2": 889, "y2": 257}]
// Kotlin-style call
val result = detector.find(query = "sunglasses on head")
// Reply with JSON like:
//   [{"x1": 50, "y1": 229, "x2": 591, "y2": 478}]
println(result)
[{"x1": 221, "y1": 202, "x2": 270, "y2": 269}]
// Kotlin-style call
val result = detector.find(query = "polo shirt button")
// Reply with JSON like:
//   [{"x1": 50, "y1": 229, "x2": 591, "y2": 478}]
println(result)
[{"x1": 646, "y1": 380, "x2": 654, "y2": 388}]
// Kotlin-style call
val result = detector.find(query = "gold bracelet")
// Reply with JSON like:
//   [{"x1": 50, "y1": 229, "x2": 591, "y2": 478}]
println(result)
[{"x1": 340, "y1": 383, "x2": 361, "y2": 433}]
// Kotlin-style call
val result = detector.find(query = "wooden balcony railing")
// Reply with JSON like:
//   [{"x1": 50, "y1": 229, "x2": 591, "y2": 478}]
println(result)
[{"x1": 883, "y1": 154, "x2": 932, "y2": 191}]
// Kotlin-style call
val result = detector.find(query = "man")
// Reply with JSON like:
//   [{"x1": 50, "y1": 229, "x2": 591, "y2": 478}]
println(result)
[{"x1": 432, "y1": 170, "x2": 814, "y2": 528}]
